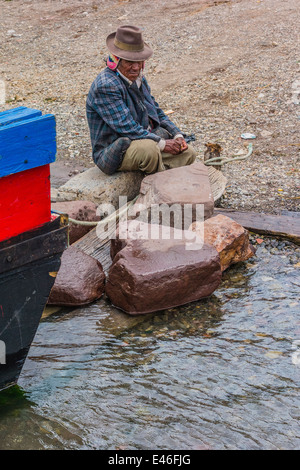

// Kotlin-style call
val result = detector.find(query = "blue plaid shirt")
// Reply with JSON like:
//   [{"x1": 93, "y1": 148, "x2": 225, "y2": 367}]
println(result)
[{"x1": 86, "y1": 67, "x2": 182, "y2": 174}]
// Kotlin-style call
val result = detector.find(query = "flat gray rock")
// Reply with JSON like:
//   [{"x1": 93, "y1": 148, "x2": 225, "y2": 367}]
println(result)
[{"x1": 53, "y1": 166, "x2": 144, "y2": 208}]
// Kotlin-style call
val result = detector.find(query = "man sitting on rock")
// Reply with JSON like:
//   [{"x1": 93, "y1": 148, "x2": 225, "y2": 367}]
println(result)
[{"x1": 86, "y1": 25, "x2": 196, "y2": 175}]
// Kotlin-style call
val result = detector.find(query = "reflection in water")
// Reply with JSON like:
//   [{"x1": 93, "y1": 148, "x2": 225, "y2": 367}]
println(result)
[
  {"x1": 0, "y1": 385, "x2": 84, "y2": 449},
  {"x1": 0, "y1": 239, "x2": 299, "y2": 449}
]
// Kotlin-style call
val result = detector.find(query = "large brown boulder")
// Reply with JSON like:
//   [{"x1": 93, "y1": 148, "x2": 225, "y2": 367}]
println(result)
[
  {"x1": 190, "y1": 214, "x2": 255, "y2": 271},
  {"x1": 48, "y1": 246, "x2": 106, "y2": 306},
  {"x1": 106, "y1": 233, "x2": 222, "y2": 315},
  {"x1": 131, "y1": 162, "x2": 214, "y2": 229},
  {"x1": 51, "y1": 200, "x2": 100, "y2": 244},
  {"x1": 110, "y1": 219, "x2": 202, "y2": 260}
]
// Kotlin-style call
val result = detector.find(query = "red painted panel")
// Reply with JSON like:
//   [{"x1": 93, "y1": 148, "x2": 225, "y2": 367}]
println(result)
[{"x1": 0, "y1": 165, "x2": 51, "y2": 242}]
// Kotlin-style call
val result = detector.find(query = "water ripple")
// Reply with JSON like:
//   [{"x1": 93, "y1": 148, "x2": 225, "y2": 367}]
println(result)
[{"x1": 0, "y1": 239, "x2": 299, "y2": 449}]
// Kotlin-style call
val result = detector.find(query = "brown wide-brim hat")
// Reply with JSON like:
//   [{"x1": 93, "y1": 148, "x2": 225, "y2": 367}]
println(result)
[{"x1": 106, "y1": 25, "x2": 153, "y2": 61}]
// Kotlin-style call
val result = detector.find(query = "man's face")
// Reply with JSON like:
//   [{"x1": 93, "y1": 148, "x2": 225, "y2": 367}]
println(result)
[{"x1": 118, "y1": 59, "x2": 144, "y2": 82}]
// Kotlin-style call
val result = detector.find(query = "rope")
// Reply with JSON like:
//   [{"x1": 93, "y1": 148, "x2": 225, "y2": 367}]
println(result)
[
  {"x1": 51, "y1": 214, "x2": 99, "y2": 226},
  {"x1": 52, "y1": 196, "x2": 138, "y2": 227},
  {"x1": 204, "y1": 143, "x2": 253, "y2": 166}
]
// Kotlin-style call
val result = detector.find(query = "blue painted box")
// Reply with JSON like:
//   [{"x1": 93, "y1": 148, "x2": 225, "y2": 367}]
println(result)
[{"x1": 0, "y1": 106, "x2": 57, "y2": 178}]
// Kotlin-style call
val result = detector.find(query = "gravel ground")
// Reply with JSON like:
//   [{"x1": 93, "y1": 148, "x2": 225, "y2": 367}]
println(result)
[{"x1": 1, "y1": 0, "x2": 299, "y2": 214}]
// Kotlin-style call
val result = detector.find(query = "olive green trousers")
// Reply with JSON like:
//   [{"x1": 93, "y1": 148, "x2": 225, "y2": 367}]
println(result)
[{"x1": 118, "y1": 139, "x2": 197, "y2": 174}]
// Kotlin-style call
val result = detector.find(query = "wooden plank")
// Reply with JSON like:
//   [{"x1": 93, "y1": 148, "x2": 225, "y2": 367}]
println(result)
[
  {"x1": 0, "y1": 165, "x2": 51, "y2": 242},
  {"x1": 279, "y1": 210, "x2": 300, "y2": 219},
  {"x1": 0, "y1": 213, "x2": 67, "y2": 250},
  {"x1": 0, "y1": 225, "x2": 68, "y2": 274},
  {"x1": 73, "y1": 202, "x2": 133, "y2": 273},
  {"x1": 0, "y1": 106, "x2": 28, "y2": 119},
  {"x1": 74, "y1": 223, "x2": 115, "y2": 273},
  {"x1": 0, "y1": 114, "x2": 56, "y2": 178},
  {"x1": 214, "y1": 208, "x2": 300, "y2": 244},
  {"x1": 0, "y1": 106, "x2": 42, "y2": 127}
]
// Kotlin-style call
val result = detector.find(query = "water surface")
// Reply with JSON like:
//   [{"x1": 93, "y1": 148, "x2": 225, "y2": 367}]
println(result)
[{"x1": 0, "y1": 239, "x2": 299, "y2": 450}]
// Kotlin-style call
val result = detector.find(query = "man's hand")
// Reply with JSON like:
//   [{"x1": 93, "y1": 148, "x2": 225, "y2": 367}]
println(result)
[
  {"x1": 175, "y1": 137, "x2": 188, "y2": 152},
  {"x1": 164, "y1": 138, "x2": 188, "y2": 155}
]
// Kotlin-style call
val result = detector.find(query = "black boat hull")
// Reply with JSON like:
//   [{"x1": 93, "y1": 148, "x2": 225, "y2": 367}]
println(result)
[{"x1": 0, "y1": 216, "x2": 68, "y2": 391}]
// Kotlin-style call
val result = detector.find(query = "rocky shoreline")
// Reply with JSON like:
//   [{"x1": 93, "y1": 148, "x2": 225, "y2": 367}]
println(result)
[
  {"x1": 48, "y1": 162, "x2": 257, "y2": 313},
  {"x1": 1, "y1": 0, "x2": 299, "y2": 215}
]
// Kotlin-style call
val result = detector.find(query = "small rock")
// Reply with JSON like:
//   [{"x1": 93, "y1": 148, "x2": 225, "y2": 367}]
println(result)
[
  {"x1": 260, "y1": 130, "x2": 273, "y2": 138},
  {"x1": 190, "y1": 214, "x2": 255, "y2": 271},
  {"x1": 48, "y1": 246, "x2": 106, "y2": 306},
  {"x1": 51, "y1": 200, "x2": 100, "y2": 244},
  {"x1": 7, "y1": 30, "x2": 22, "y2": 37}
]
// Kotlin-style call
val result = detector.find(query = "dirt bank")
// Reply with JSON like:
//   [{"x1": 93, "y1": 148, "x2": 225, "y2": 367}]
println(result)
[{"x1": 1, "y1": 0, "x2": 299, "y2": 213}]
